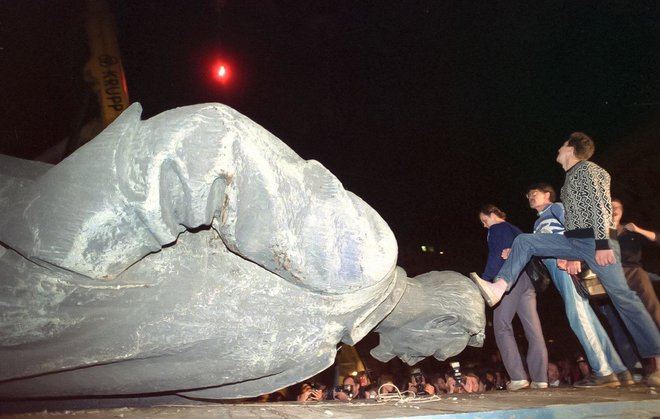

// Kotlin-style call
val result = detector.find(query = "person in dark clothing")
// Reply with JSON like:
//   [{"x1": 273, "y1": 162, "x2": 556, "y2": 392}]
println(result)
[
  {"x1": 613, "y1": 198, "x2": 660, "y2": 327},
  {"x1": 599, "y1": 198, "x2": 660, "y2": 375},
  {"x1": 476, "y1": 204, "x2": 548, "y2": 390}
]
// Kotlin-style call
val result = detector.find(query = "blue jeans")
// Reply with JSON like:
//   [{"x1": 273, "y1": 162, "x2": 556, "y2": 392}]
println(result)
[
  {"x1": 543, "y1": 258, "x2": 627, "y2": 376},
  {"x1": 498, "y1": 233, "x2": 660, "y2": 358},
  {"x1": 599, "y1": 266, "x2": 660, "y2": 372},
  {"x1": 599, "y1": 303, "x2": 641, "y2": 372}
]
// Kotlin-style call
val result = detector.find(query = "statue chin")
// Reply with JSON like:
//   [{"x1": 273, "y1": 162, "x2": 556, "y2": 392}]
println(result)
[{"x1": 0, "y1": 103, "x2": 484, "y2": 399}]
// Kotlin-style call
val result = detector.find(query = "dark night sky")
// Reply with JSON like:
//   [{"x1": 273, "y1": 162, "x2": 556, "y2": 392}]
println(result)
[
  {"x1": 3, "y1": 0, "x2": 660, "y2": 277},
  {"x1": 3, "y1": 0, "x2": 660, "y2": 381}
]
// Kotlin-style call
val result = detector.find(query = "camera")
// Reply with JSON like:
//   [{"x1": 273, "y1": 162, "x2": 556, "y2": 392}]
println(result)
[
  {"x1": 306, "y1": 382, "x2": 321, "y2": 401},
  {"x1": 414, "y1": 375, "x2": 426, "y2": 394},
  {"x1": 450, "y1": 361, "x2": 464, "y2": 387},
  {"x1": 411, "y1": 368, "x2": 427, "y2": 395},
  {"x1": 334, "y1": 384, "x2": 354, "y2": 398}
]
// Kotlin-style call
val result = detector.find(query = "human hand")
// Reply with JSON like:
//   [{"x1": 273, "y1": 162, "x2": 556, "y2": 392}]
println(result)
[
  {"x1": 424, "y1": 383, "x2": 436, "y2": 395},
  {"x1": 557, "y1": 259, "x2": 568, "y2": 270},
  {"x1": 462, "y1": 376, "x2": 479, "y2": 393},
  {"x1": 297, "y1": 385, "x2": 313, "y2": 401},
  {"x1": 501, "y1": 248, "x2": 511, "y2": 260},
  {"x1": 308, "y1": 389, "x2": 323, "y2": 401},
  {"x1": 595, "y1": 249, "x2": 615, "y2": 266},
  {"x1": 565, "y1": 260, "x2": 582, "y2": 275},
  {"x1": 624, "y1": 223, "x2": 638, "y2": 233},
  {"x1": 334, "y1": 390, "x2": 350, "y2": 401}
]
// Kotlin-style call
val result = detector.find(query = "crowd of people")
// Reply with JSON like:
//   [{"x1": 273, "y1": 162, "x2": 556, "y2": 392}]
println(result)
[
  {"x1": 293, "y1": 362, "x2": 537, "y2": 401},
  {"x1": 253, "y1": 351, "x2": 619, "y2": 402}
]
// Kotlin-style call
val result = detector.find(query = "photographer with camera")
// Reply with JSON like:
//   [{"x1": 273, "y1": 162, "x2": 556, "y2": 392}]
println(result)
[
  {"x1": 296, "y1": 381, "x2": 327, "y2": 402},
  {"x1": 445, "y1": 373, "x2": 484, "y2": 394},
  {"x1": 352, "y1": 371, "x2": 376, "y2": 398},
  {"x1": 332, "y1": 376, "x2": 360, "y2": 401},
  {"x1": 407, "y1": 367, "x2": 436, "y2": 396}
]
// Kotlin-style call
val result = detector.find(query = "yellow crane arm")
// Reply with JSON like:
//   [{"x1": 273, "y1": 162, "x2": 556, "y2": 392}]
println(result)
[{"x1": 84, "y1": 0, "x2": 130, "y2": 127}]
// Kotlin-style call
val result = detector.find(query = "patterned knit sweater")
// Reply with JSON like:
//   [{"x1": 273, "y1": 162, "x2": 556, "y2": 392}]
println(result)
[
  {"x1": 560, "y1": 160, "x2": 614, "y2": 250},
  {"x1": 534, "y1": 202, "x2": 565, "y2": 235}
]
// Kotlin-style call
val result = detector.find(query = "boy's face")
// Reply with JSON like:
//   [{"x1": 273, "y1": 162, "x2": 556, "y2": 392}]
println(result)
[
  {"x1": 479, "y1": 213, "x2": 498, "y2": 229},
  {"x1": 612, "y1": 201, "x2": 623, "y2": 224},
  {"x1": 527, "y1": 189, "x2": 550, "y2": 211},
  {"x1": 556, "y1": 141, "x2": 575, "y2": 165}
]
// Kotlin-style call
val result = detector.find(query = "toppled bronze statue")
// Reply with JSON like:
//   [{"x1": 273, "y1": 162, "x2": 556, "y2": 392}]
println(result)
[{"x1": 0, "y1": 103, "x2": 484, "y2": 399}]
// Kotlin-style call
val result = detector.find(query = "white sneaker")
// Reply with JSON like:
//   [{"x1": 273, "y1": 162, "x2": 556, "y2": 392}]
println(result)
[
  {"x1": 507, "y1": 379, "x2": 530, "y2": 391},
  {"x1": 648, "y1": 371, "x2": 660, "y2": 387},
  {"x1": 469, "y1": 272, "x2": 502, "y2": 307},
  {"x1": 531, "y1": 381, "x2": 548, "y2": 389}
]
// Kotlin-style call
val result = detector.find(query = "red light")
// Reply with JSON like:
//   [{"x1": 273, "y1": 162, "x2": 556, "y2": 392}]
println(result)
[{"x1": 212, "y1": 60, "x2": 231, "y2": 84}]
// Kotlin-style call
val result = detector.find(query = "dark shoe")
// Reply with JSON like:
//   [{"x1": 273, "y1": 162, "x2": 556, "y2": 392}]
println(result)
[
  {"x1": 573, "y1": 373, "x2": 620, "y2": 388},
  {"x1": 617, "y1": 370, "x2": 635, "y2": 386}
]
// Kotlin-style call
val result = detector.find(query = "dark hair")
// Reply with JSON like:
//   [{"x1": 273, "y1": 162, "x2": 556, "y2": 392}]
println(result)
[
  {"x1": 527, "y1": 182, "x2": 556, "y2": 202},
  {"x1": 566, "y1": 132, "x2": 595, "y2": 160},
  {"x1": 611, "y1": 197, "x2": 623, "y2": 206},
  {"x1": 480, "y1": 204, "x2": 506, "y2": 220}
]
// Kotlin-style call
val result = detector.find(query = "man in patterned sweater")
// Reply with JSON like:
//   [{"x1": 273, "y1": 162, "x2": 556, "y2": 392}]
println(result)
[
  {"x1": 526, "y1": 182, "x2": 632, "y2": 388},
  {"x1": 470, "y1": 132, "x2": 660, "y2": 387}
]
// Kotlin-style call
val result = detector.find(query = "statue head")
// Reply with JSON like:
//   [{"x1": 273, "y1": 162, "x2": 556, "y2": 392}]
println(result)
[{"x1": 371, "y1": 270, "x2": 485, "y2": 365}]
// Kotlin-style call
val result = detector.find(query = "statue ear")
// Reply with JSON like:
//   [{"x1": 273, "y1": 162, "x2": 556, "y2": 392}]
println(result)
[{"x1": 425, "y1": 314, "x2": 458, "y2": 330}]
